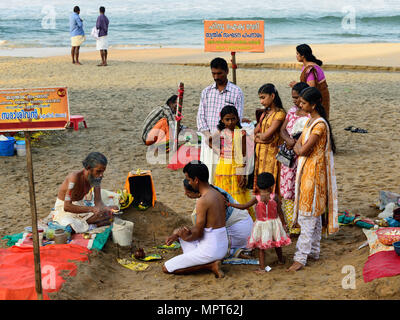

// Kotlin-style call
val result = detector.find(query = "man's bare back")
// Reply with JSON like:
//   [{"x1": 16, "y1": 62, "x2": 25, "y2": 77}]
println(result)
[{"x1": 196, "y1": 185, "x2": 226, "y2": 229}]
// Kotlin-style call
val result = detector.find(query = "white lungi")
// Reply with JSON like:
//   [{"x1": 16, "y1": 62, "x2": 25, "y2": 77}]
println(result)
[
  {"x1": 52, "y1": 189, "x2": 119, "y2": 233},
  {"x1": 191, "y1": 206, "x2": 252, "y2": 254},
  {"x1": 293, "y1": 215, "x2": 322, "y2": 265},
  {"x1": 164, "y1": 227, "x2": 228, "y2": 272},
  {"x1": 71, "y1": 35, "x2": 85, "y2": 47},
  {"x1": 52, "y1": 198, "x2": 94, "y2": 234},
  {"x1": 199, "y1": 132, "x2": 219, "y2": 184},
  {"x1": 96, "y1": 35, "x2": 108, "y2": 50},
  {"x1": 226, "y1": 214, "x2": 253, "y2": 254}
]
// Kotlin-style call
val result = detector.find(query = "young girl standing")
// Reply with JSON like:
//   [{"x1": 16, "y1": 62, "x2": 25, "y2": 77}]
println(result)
[
  {"x1": 287, "y1": 87, "x2": 338, "y2": 272},
  {"x1": 254, "y1": 84, "x2": 286, "y2": 195},
  {"x1": 279, "y1": 82, "x2": 310, "y2": 235},
  {"x1": 209, "y1": 105, "x2": 254, "y2": 218},
  {"x1": 228, "y1": 172, "x2": 291, "y2": 273}
]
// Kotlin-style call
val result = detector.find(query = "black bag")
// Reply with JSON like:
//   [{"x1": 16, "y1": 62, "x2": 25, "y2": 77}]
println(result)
[{"x1": 276, "y1": 142, "x2": 295, "y2": 168}]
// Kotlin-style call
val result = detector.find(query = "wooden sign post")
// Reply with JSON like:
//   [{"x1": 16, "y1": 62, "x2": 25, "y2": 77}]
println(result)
[
  {"x1": 0, "y1": 87, "x2": 70, "y2": 300},
  {"x1": 204, "y1": 20, "x2": 265, "y2": 84},
  {"x1": 25, "y1": 130, "x2": 43, "y2": 299}
]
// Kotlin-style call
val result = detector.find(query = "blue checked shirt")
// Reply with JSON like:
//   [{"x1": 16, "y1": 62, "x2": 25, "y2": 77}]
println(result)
[{"x1": 197, "y1": 81, "x2": 244, "y2": 132}]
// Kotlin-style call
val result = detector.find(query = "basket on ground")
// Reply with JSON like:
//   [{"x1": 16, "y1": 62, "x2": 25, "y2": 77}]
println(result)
[
  {"x1": 393, "y1": 241, "x2": 400, "y2": 256},
  {"x1": 376, "y1": 227, "x2": 400, "y2": 246}
]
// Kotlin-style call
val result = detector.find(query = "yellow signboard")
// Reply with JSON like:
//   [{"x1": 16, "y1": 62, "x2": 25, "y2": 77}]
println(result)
[
  {"x1": 0, "y1": 87, "x2": 70, "y2": 132},
  {"x1": 204, "y1": 20, "x2": 264, "y2": 52}
]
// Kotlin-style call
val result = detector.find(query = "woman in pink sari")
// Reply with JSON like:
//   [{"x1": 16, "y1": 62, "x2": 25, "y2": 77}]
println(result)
[
  {"x1": 289, "y1": 44, "x2": 330, "y2": 119},
  {"x1": 279, "y1": 82, "x2": 310, "y2": 235}
]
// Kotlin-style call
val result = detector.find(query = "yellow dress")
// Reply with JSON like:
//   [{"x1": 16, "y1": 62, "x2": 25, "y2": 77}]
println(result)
[
  {"x1": 254, "y1": 109, "x2": 286, "y2": 195},
  {"x1": 214, "y1": 127, "x2": 255, "y2": 219}
]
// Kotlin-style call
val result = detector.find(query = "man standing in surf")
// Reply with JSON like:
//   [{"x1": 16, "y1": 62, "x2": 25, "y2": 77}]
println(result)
[{"x1": 69, "y1": 6, "x2": 85, "y2": 65}]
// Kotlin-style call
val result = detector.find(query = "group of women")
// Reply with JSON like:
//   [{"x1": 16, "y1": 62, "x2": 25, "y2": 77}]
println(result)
[{"x1": 252, "y1": 44, "x2": 338, "y2": 271}]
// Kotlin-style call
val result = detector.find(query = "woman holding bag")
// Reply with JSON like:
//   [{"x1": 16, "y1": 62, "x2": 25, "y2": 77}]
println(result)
[
  {"x1": 279, "y1": 82, "x2": 310, "y2": 235},
  {"x1": 287, "y1": 87, "x2": 338, "y2": 272}
]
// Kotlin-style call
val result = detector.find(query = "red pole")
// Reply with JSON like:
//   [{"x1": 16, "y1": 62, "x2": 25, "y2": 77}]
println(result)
[
  {"x1": 173, "y1": 82, "x2": 184, "y2": 153},
  {"x1": 231, "y1": 52, "x2": 237, "y2": 84}
]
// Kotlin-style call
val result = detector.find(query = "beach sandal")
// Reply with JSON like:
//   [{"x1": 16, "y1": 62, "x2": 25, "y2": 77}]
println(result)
[
  {"x1": 344, "y1": 126, "x2": 354, "y2": 131},
  {"x1": 350, "y1": 127, "x2": 368, "y2": 133}
]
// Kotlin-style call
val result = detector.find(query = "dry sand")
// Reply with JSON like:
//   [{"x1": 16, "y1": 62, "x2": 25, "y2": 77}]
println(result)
[{"x1": 0, "y1": 43, "x2": 400, "y2": 300}]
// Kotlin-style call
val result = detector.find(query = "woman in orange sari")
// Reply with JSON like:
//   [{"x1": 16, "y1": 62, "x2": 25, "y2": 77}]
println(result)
[
  {"x1": 287, "y1": 87, "x2": 338, "y2": 272},
  {"x1": 289, "y1": 44, "x2": 330, "y2": 119},
  {"x1": 254, "y1": 84, "x2": 286, "y2": 195}
]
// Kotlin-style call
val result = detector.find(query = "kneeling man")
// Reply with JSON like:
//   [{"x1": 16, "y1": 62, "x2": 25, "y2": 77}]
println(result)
[
  {"x1": 162, "y1": 161, "x2": 228, "y2": 278},
  {"x1": 53, "y1": 152, "x2": 118, "y2": 233}
]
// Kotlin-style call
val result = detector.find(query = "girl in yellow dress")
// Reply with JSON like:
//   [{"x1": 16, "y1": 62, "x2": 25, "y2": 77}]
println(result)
[
  {"x1": 209, "y1": 105, "x2": 254, "y2": 219},
  {"x1": 254, "y1": 83, "x2": 286, "y2": 195}
]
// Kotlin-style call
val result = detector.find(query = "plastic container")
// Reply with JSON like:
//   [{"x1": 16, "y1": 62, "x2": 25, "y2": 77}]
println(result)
[
  {"x1": 112, "y1": 218, "x2": 134, "y2": 247},
  {"x1": 0, "y1": 137, "x2": 15, "y2": 156},
  {"x1": 54, "y1": 229, "x2": 68, "y2": 244},
  {"x1": 394, "y1": 241, "x2": 400, "y2": 257},
  {"x1": 15, "y1": 140, "x2": 26, "y2": 156}
]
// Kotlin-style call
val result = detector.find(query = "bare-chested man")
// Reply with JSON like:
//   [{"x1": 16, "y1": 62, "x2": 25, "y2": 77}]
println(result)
[
  {"x1": 53, "y1": 152, "x2": 118, "y2": 233},
  {"x1": 162, "y1": 161, "x2": 228, "y2": 278}
]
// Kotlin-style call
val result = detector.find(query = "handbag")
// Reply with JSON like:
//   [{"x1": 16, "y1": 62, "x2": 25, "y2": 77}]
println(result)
[
  {"x1": 91, "y1": 26, "x2": 99, "y2": 39},
  {"x1": 276, "y1": 142, "x2": 295, "y2": 168}
]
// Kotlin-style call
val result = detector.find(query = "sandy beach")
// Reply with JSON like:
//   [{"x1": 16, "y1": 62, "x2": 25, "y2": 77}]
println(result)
[{"x1": 0, "y1": 42, "x2": 400, "y2": 300}]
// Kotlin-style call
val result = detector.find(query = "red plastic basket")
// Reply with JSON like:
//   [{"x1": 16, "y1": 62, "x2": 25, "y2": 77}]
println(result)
[{"x1": 376, "y1": 227, "x2": 400, "y2": 246}]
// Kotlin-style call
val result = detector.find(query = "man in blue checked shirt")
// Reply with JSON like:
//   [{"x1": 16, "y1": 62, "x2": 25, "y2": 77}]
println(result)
[
  {"x1": 70, "y1": 6, "x2": 85, "y2": 65},
  {"x1": 197, "y1": 57, "x2": 245, "y2": 183}
]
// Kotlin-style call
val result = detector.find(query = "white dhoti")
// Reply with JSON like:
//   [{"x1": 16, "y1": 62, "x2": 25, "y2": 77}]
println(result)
[
  {"x1": 71, "y1": 35, "x2": 86, "y2": 47},
  {"x1": 191, "y1": 206, "x2": 252, "y2": 256},
  {"x1": 293, "y1": 215, "x2": 322, "y2": 265},
  {"x1": 199, "y1": 132, "x2": 219, "y2": 184},
  {"x1": 164, "y1": 227, "x2": 228, "y2": 272},
  {"x1": 226, "y1": 209, "x2": 253, "y2": 254},
  {"x1": 96, "y1": 35, "x2": 108, "y2": 50},
  {"x1": 52, "y1": 198, "x2": 94, "y2": 234},
  {"x1": 52, "y1": 189, "x2": 120, "y2": 234}
]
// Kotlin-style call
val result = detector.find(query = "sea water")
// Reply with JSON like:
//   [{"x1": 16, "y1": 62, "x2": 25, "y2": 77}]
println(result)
[{"x1": 0, "y1": 0, "x2": 399, "y2": 55}]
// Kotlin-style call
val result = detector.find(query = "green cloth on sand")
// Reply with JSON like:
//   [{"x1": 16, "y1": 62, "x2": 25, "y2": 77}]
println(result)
[
  {"x1": 91, "y1": 226, "x2": 111, "y2": 251},
  {"x1": 2, "y1": 233, "x2": 24, "y2": 247}
]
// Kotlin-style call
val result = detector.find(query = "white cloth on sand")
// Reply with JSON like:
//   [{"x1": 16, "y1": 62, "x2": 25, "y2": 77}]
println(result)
[
  {"x1": 164, "y1": 227, "x2": 228, "y2": 272},
  {"x1": 96, "y1": 35, "x2": 108, "y2": 50}
]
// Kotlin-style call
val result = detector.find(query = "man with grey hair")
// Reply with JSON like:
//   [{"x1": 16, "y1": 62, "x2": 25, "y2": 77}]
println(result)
[{"x1": 52, "y1": 152, "x2": 119, "y2": 233}]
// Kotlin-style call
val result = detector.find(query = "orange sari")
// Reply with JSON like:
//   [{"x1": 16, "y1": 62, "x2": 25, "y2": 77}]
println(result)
[
  {"x1": 254, "y1": 109, "x2": 286, "y2": 194},
  {"x1": 294, "y1": 118, "x2": 338, "y2": 235}
]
